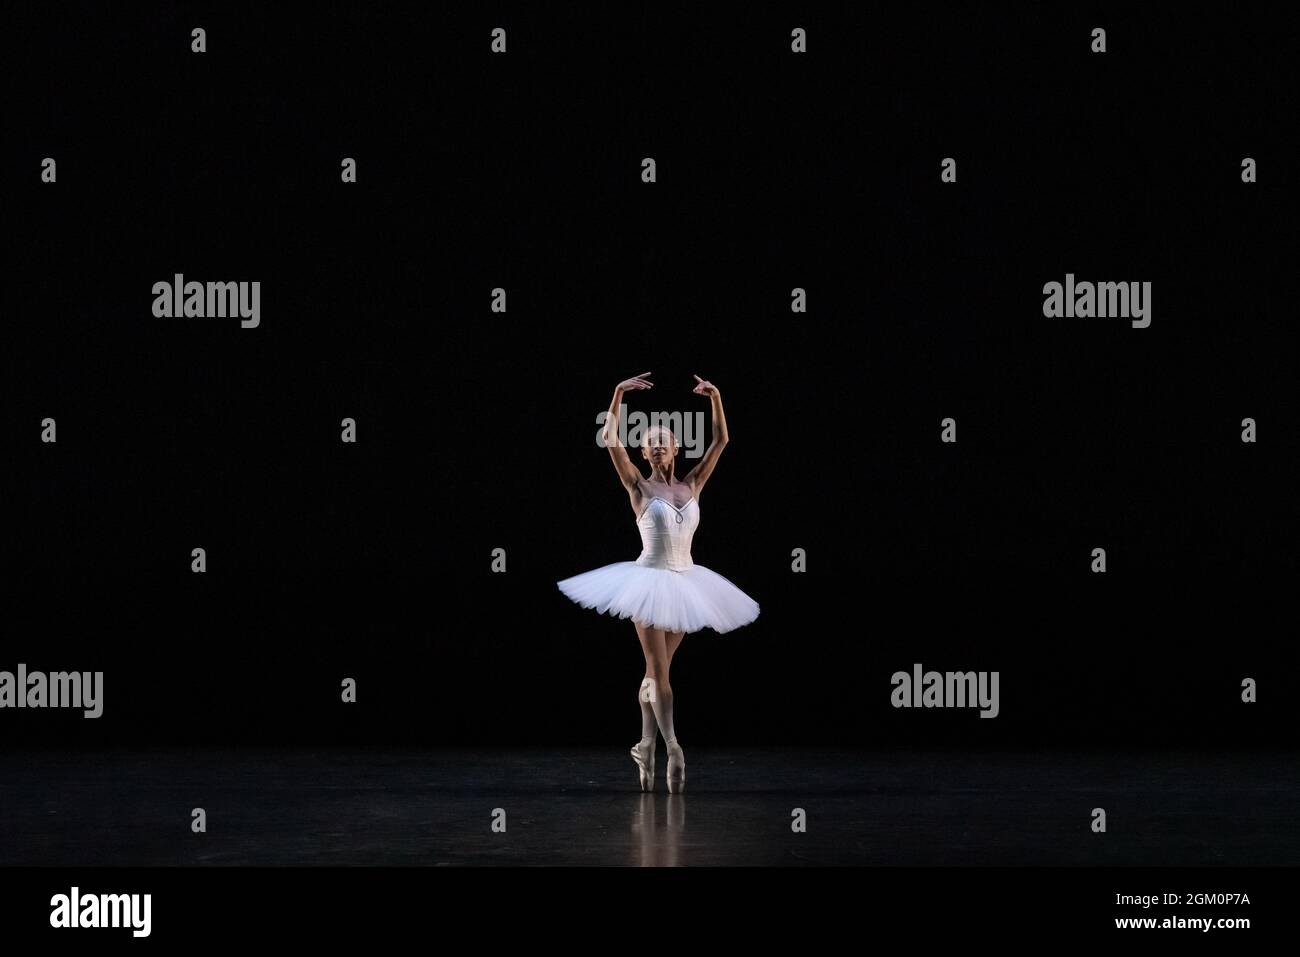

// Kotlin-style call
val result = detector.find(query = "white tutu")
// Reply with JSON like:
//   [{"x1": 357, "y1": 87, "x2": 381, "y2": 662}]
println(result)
[{"x1": 557, "y1": 495, "x2": 760, "y2": 635}]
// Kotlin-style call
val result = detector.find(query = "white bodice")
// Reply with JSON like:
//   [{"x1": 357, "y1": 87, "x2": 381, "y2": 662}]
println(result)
[{"x1": 634, "y1": 497, "x2": 699, "y2": 571}]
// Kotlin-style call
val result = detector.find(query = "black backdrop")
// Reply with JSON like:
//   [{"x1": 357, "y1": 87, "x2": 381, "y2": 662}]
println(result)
[{"x1": 6, "y1": 3, "x2": 1296, "y2": 749}]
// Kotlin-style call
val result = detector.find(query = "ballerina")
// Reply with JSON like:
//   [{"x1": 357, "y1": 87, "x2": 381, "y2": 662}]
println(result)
[{"x1": 557, "y1": 372, "x2": 760, "y2": 793}]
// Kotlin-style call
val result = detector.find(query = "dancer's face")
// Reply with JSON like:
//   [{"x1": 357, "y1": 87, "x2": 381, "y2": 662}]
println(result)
[{"x1": 642, "y1": 427, "x2": 677, "y2": 468}]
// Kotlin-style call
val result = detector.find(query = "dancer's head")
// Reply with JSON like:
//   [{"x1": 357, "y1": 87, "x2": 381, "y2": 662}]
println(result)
[{"x1": 641, "y1": 423, "x2": 678, "y2": 470}]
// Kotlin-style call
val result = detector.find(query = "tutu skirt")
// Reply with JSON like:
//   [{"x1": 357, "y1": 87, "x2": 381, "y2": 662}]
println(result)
[{"x1": 557, "y1": 561, "x2": 760, "y2": 634}]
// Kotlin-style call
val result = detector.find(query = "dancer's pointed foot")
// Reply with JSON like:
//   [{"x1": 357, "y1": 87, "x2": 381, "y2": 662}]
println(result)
[
  {"x1": 665, "y1": 736, "x2": 686, "y2": 793},
  {"x1": 631, "y1": 736, "x2": 655, "y2": 791}
]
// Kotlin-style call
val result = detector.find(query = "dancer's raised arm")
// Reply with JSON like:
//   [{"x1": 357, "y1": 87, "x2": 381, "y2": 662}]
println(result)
[
  {"x1": 605, "y1": 372, "x2": 653, "y2": 492},
  {"x1": 682, "y1": 375, "x2": 728, "y2": 496}
]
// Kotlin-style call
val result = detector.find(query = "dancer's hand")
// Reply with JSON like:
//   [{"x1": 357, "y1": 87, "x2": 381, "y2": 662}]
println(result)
[
  {"x1": 691, "y1": 374, "x2": 718, "y2": 397},
  {"x1": 618, "y1": 372, "x2": 654, "y2": 392}
]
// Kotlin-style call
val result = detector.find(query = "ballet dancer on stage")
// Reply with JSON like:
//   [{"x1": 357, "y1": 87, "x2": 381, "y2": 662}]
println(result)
[{"x1": 557, "y1": 372, "x2": 760, "y2": 793}]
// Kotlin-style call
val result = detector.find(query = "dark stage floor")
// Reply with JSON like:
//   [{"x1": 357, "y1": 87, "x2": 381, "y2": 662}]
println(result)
[{"x1": 1, "y1": 748, "x2": 1295, "y2": 866}]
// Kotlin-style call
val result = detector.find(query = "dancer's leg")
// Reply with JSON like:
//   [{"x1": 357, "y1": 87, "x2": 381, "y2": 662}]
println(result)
[
  {"x1": 635, "y1": 622, "x2": 674, "y2": 743},
  {"x1": 640, "y1": 625, "x2": 685, "y2": 792},
  {"x1": 663, "y1": 630, "x2": 687, "y2": 792},
  {"x1": 644, "y1": 631, "x2": 684, "y2": 738},
  {"x1": 665, "y1": 630, "x2": 685, "y2": 670},
  {"x1": 629, "y1": 621, "x2": 666, "y2": 791},
  {"x1": 637, "y1": 655, "x2": 657, "y2": 741}
]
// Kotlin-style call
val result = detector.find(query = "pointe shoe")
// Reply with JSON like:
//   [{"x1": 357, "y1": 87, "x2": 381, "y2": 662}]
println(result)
[
  {"x1": 665, "y1": 737, "x2": 686, "y2": 793},
  {"x1": 630, "y1": 738, "x2": 655, "y2": 791}
]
